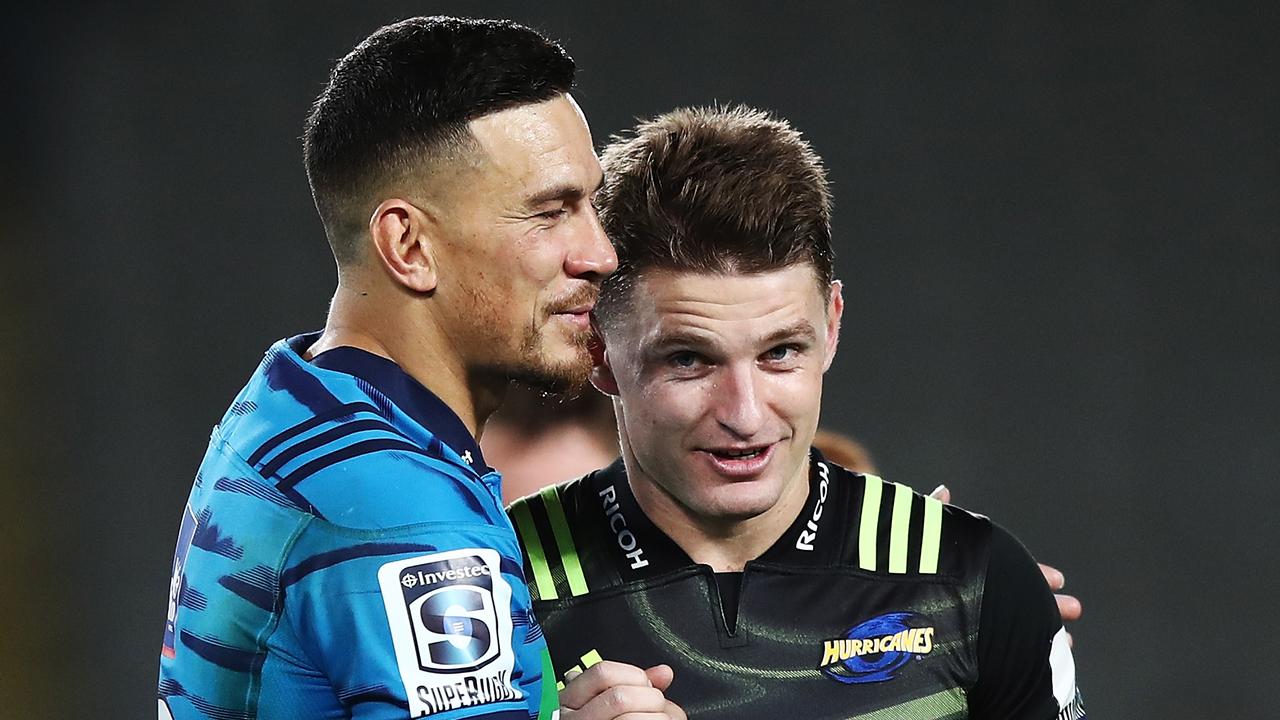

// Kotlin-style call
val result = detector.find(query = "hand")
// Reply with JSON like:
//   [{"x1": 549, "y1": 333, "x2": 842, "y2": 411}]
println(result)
[
  {"x1": 1037, "y1": 561, "x2": 1082, "y2": 645},
  {"x1": 559, "y1": 660, "x2": 686, "y2": 720},
  {"x1": 929, "y1": 485, "x2": 1083, "y2": 645}
]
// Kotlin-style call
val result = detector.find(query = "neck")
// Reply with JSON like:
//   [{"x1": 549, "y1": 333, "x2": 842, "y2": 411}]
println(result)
[
  {"x1": 306, "y1": 279, "x2": 507, "y2": 437},
  {"x1": 623, "y1": 448, "x2": 811, "y2": 573}
]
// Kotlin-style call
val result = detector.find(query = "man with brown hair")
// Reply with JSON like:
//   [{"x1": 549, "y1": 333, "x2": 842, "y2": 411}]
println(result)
[{"x1": 510, "y1": 106, "x2": 1086, "y2": 719}]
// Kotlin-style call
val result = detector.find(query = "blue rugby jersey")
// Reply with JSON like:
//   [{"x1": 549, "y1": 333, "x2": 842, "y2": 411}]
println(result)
[{"x1": 158, "y1": 334, "x2": 555, "y2": 720}]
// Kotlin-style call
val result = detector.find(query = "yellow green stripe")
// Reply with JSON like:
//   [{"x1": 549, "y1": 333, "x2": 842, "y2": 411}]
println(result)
[
  {"x1": 848, "y1": 687, "x2": 966, "y2": 719},
  {"x1": 556, "y1": 651, "x2": 605, "y2": 693},
  {"x1": 538, "y1": 648, "x2": 558, "y2": 720},
  {"x1": 540, "y1": 485, "x2": 589, "y2": 596},
  {"x1": 920, "y1": 495, "x2": 943, "y2": 574},
  {"x1": 888, "y1": 482, "x2": 913, "y2": 573},
  {"x1": 510, "y1": 501, "x2": 557, "y2": 600},
  {"x1": 858, "y1": 475, "x2": 883, "y2": 570}
]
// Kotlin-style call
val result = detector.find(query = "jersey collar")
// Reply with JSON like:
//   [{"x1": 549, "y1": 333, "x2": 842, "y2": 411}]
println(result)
[
  {"x1": 288, "y1": 332, "x2": 491, "y2": 474},
  {"x1": 592, "y1": 450, "x2": 848, "y2": 579},
  {"x1": 755, "y1": 449, "x2": 850, "y2": 566},
  {"x1": 586, "y1": 459, "x2": 697, "y2": 580}
]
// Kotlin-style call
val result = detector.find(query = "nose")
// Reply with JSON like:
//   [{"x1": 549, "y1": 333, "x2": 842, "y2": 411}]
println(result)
[
  {"x1": 712, "y1": 364, "x2": 768, "y2": 440},
  {"x1": 565, "y1": 205, "x2": 618, "y2": 281}
]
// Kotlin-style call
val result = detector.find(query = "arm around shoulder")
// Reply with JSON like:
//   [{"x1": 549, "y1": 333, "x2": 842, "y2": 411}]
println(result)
[{"x1": 967, "y1": 524, "x2": 1086, "y2": 720}]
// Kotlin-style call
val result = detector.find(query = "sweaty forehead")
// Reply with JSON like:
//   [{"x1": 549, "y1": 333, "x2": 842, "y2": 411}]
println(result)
[
  {"x1": 627, "y1": 267, "x2": 827, "y2": 342},
  {"x1": 466, "y1": 95, "x2": 599, "y2": 195}
]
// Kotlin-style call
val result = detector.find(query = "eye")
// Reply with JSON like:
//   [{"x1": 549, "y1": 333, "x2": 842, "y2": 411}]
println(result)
[
  {"x1": 763, "y1": 345, "x2": 794, "y2": 361},
  {"x1": 536, "y1": 208, "x2": 568, "y2": 221},
  {"x1": 668, "y1": 351, "x2": 704, "y2": 371}
]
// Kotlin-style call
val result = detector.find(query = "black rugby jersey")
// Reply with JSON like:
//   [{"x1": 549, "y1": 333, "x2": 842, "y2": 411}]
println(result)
[{"x1": 509, "y1": 453, "x2": 1085, "y2": 719}]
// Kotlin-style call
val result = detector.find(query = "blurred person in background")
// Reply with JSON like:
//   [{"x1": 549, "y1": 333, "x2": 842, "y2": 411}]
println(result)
[
  {"x1": 485, "y1": 386, "x2": 621, "y2": 503},
  {"x1": 509, "y1": 106, "x2": 1086, "y2": 719}
]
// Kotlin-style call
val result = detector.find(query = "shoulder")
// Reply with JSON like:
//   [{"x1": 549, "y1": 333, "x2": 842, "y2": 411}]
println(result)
[
  {"x1": 507, "y1": 469, "x2": 624, "y2": 601},
  {"x1": 819, "y1": 461, "x2": 994, "y2": 578},
  {"x1": 507, "y1": 473, "x2": 596, "y2": 563},
  {"x1": 969, "y1": 521, "x2": 1085, "y2": 718},
  {"x1": 211, "y1": 342, "x2": 498, "y2": 531},
  {"x1": 508, "y1": 472, "x2": 596, "y2": 524}
]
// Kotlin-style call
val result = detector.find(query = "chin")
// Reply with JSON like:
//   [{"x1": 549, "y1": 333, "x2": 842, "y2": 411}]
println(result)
[
  {"x1": 697, "y1": 482, "x2": 784, "y2": 521},
  {"x1": 512, "y1": 349, "x2": 591, "y2": 394}
]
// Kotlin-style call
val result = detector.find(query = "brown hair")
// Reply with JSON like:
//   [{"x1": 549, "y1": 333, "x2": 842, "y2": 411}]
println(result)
[{"x1": 594, "y1": 105, "x2": 834, "y2": 326}]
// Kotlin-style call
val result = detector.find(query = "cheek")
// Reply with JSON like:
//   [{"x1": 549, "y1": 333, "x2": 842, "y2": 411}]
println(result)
[
  {"x1": 625, "y1": 380, "x2": 710, "y2": 445},
  {"x1": 645, "y1": 382, "x2": 714, "y2": 430},
  {"x1": 769, "y1": 370, "x2": 824, "y2": 423},
  {"x1": 513, "y1": 238, "x2": 566, "y2": 287}
]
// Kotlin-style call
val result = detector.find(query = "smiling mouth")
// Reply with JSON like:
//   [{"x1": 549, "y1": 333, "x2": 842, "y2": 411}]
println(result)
[
  {"x1": 549, "y1": 284, "x2": 601, "y2": 318},
  {"x1": 698, "y1": 443, "x2": 778, "y2": 477},
  {"x1": 551, "y1": 307, "x2": 593, "y2": 331},
  {"x1": 715, "y1": 447, "x2": 766, "y2": 459}
]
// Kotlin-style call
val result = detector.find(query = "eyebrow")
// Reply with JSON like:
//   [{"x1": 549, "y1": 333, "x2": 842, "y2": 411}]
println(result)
[
  {"x1": 645, "y1": 319, "x2": 819, "y2": 356},
  {"x1": 646, "y1": 329, "x2": 712, "y2": 354},
  {"x1": 525, "y1": 172, "x2": 606, "y2": 208},
  {"x1": 760, "y1": 320, "x2": 819, "y2": 346}
]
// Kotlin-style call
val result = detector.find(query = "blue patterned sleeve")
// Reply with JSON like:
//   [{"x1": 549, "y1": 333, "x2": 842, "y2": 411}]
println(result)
[{"x1": 269, "y1": 510, "x2": 551, "y2": 718}]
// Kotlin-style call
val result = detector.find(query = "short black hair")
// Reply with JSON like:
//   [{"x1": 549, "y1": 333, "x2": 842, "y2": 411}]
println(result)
[
  {"x1": 303, "y1": 16, "x2": 575, "y2": 261},
  {"x1": 593, "y1": 106, "x2": 834, "y2": 327}
]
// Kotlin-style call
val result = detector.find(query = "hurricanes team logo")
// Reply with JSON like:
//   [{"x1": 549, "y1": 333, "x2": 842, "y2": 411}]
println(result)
[{"x1": 819, "y1": 612, "x2": 935, "y2": 684}]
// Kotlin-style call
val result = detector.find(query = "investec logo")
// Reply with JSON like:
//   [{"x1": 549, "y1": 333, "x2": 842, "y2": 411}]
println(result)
[
  {"x1": 378, "y1": 549, "x2": 520, "y2": 716},
  {"x1": 819, "y1": 612, "x2": 935, "y2": 684},
  {"x1": 397, "y1": 557, "x2": 499, "y2": 673},
  {"x1": 399, "y1": 563, "x2": 491, "y2": 590}
]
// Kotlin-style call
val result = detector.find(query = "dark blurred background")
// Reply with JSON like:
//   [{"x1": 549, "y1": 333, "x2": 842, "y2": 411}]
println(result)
[{"x1": 4, "y1": 2, "x2": 1277, "y2": 716}]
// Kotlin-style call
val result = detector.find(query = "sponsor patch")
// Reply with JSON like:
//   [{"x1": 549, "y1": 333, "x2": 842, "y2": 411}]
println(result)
[
  {"x1": 379, "y1": 549, "x2": 521, "y2": 716},
  {"x1": 1049, "y1": 626, "x2": 1086, "y2": 719},
  {"x1": 161, "y1": 504, "x2": 199, "y2": 659},
  {"x1": 599, "y1": 485, "x2": 649, "y2": 570},
  {"x1": 819, "y1": 612, "x2": 935, "y2": 684},
  {"x1": 795, "y1": 462, "x2": 831, "y2": 551}
]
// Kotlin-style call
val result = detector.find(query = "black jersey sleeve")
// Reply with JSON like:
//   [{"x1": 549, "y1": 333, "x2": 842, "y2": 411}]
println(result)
[{"x1": 967, "y1": 524, "x2": 1085, "y2": 720}]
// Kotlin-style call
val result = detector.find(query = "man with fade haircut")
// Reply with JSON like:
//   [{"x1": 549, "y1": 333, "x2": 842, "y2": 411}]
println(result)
[
  {"x1": 509, "y1": 106, "x2": 1087, "y2": 719},
  {"x1": 157, "y1": 17, "x2": 681, "y2": 720}
]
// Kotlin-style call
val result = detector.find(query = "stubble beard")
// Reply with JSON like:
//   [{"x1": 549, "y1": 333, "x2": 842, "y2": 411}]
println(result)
[
  {"x1": 509, "y1": 318, "x2": 593, "y2": 395},
  {"x1": 464, "y1": 280, "x2": 597, "y2": 396}
]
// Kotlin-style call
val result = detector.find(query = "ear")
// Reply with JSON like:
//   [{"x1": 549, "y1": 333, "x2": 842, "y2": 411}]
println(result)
[
  {"x1": 369, "y1": 199, "x2": 438, "y2": 293},
  {"x1": 588, "y1": 318, "x2": 621, "y2": 396},
  {"x1": 821, "y1": 280, "x2": 844, "y2": 372}
]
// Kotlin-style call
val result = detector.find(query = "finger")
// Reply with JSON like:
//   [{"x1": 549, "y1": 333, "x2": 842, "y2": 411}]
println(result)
[
  {"x1": 644, "y1": 664, "x2": 674, "y2": 692},
  {"x1": 1038, "y1": 563, "x2": 1065, "y2": 591},
  {"x1": 565, "y1": 684, "x2": 671, "y2": 719},
  {"x1": 558, "y1": 660, "x2": 654, "y2": 712},
  {"x1": 1055, "y1": 592, "x2": 1083, "y2": 623},
  {"x1": 565, "y1": 707, "x2": 675, "y2": 712},
  {"x1": 929, "y1": 484, "x2": 951, "y2": 503}
]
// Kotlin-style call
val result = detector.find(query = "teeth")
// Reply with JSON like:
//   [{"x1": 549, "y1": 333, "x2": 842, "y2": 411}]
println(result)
[{"x1": 722, "y1": 449, "x2": 761, "y2": 458}]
